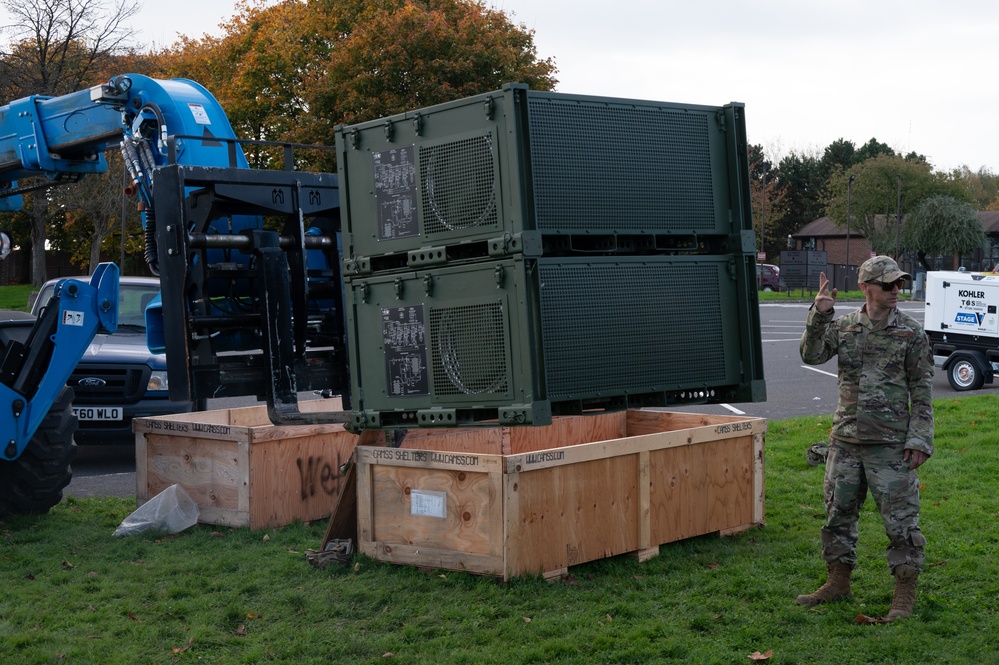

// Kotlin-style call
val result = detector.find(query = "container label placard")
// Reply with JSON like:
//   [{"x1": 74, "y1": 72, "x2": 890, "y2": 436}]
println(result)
[
  {"x1": 188, "y1": 103, "x2": 211, "y2": 125},
  {"x1": 373, "y1": 146, "x2": 419, "y2": 240},
  {"x1": 62, "y1": 310, "x2": 85, "y2": 326},
  {"x1": 382, "y1": 305, "x2": 430, "y2": 396},
  {"x1": 410, "y1": 489, "x2": 447, "y2": 519}
]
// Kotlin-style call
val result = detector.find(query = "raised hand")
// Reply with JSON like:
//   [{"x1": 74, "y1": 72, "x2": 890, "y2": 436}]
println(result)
[{"x1": 814, "y1": 271, "x2": 837, "y2": 313}]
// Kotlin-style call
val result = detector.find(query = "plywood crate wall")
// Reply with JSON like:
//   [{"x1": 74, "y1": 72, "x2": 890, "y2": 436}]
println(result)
[
  {"x1": 357, "y1": 410, "x2": 765, "y2": 580},
  {"x1": 134, "y1": 399, "x2": 382, "y2": 529}
]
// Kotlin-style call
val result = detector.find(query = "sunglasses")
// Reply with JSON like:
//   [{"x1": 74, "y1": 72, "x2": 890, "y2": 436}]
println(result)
[{"x1": 866, "y1": 278, "x2": 906, "y2": 292}]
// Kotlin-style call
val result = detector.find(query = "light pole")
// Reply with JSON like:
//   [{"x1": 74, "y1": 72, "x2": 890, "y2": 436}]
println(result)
[
  {"x1": 894, "y1": 173, "x2": 902, "y2": 259},
  {"x1": 758, "y1": 163, "x2": 767, "y2": 291},
  {"x1": 846, "y1": 174, "x2": 855, "y2": 267}
]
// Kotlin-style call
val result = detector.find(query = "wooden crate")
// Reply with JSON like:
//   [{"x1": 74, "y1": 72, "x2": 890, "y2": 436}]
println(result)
[
  {"x1": 356, "y1": 410, "x2": 765, "y2": 580},
  {"x1": 135, "y1": 399, "x2": 382, "y2": 529}
]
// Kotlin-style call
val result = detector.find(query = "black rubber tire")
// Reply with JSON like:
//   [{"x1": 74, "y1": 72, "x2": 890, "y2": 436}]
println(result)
[
  {"x1": 0, "y1": 387, "x2": 78, "y2": 518},
  {"x1": 947, "y1": 357, "x2": 985, "y2": 392}
]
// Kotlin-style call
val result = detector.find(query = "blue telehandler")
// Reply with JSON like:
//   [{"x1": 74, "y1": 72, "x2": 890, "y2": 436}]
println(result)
[{"x1": 0, "y1": 75, "x2": 347, "y2": 515}]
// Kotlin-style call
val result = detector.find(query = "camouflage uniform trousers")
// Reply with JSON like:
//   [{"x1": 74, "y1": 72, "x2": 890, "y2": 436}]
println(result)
[{"x1": 821, "y1": 440, "x2": 926, "y2": 573}]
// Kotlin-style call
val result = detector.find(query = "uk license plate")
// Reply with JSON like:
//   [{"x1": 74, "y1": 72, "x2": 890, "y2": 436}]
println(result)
[{"x1": 73, "y1": 406, "x2": 123, "y2": 421}]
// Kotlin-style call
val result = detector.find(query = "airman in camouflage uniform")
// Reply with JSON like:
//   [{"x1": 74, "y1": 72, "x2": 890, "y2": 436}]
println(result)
[{"x1": 797, "y1": 256, "x2": 934, "y2": 620}]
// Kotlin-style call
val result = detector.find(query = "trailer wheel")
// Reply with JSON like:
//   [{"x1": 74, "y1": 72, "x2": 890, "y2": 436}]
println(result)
[
  {"x1": 0, "y1": 387, "x2": 78, "y2": 518},
  {"x1": 948, "y1": 358, "x2": 985, "y2": 392}
]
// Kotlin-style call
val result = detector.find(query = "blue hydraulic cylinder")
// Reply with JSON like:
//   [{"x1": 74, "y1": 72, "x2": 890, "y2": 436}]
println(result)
[{"x1": 0, "y1": 263, "x2": 119, "y2": 460}]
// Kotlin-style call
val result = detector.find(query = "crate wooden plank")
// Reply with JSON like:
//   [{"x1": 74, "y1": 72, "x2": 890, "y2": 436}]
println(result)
[
  {"x1": 368, "y1": 465, "x2": 502, "y2": 556},
  {"x1": 400, "y1": 411, "x2": 628, "y2": 456},
  {"x1": 399, "y1": 428, "x2": 508, "y2": 455},
  {"x1": 506, "y1": 411, "x2": 628, "y2": 454},
  {"x1": 625, "y1": 409, "x2": 751, "y2": 435},
  {"x1": 321, "y1": 430, "x2": 384, "y2": 548},
  {"x1": 356, "y1": 409, "x2": 767, "y2": 580},
  {"x1": 365, "y1": 542, "x2": 505, "y2": 577},
  {"x1": 510, "y1": 455, "x2": 641, "y2": 577},
  {"x1": 136, "y1": 400, "x2": 362, "y2": 529},
  {"x1": 648, "y1": 437, "x2": 756, "y2": 544},
  {"x1": 142, "y1": 434, "x2": 247, "y2": 524}
]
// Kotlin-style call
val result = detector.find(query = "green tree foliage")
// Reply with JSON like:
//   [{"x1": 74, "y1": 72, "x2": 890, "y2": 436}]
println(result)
[
  {"x1": 158, "y1": 0, "x2": 558, "y2": 171},
  {"x1": 748, "y1": 144, "x2": 785, "y2": 261},
  {"x1": 852, "y1": 138, "x2": 898, "y2": 164},
  {"x1": 773, "y1": 150, "x2": 824, "y2": 236},
  {"x1": 903, "y1": 195, "x2": 985, "y2": 270},
  {"x1": 772, "y1": 138, "x2": 903, "y2": 239},
  {"x1": 824, "y1": 154, "x2": 969, "y2": 258}
]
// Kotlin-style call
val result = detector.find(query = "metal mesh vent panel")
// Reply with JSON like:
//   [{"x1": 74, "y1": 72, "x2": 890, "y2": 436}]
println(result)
[
  {"x1": 527, "y1": 98, "x2": 717, "y2": 233},
  {"x1": 429, "y1": 302, "x2": 509, "y2": 397},
  {"x1": 539, "y1": 262, "x2": 728, "y2": 397},
  {"x1": 419, "y1": 133, "x2": 499, "y2": 237}
]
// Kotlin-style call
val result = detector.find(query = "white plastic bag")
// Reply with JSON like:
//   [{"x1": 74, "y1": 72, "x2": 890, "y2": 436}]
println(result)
[{"x1": 113, "y1": 484, "x2": 200, "y2": 537}]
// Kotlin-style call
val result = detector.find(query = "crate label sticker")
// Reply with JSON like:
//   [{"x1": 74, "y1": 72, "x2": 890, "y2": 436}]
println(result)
[
  {"x1": 373, "y1": 146, "x2": 419, "y2": 240},
  {"x1": 62, "y1": 310, "x2": 85, "y2": 326},
  {"x1": 410, "y1": 489, "x2": 447, "y2": 519},
  {"x1": 382, "y1": 305, "x2": 430, "y2": 396}
]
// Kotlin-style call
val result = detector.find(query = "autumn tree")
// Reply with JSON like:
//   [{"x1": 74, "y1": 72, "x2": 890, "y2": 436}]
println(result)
[
  {"x1": 157, "y1": 0, "x2": 557, "y2": 170},
  {"x1": 312, "y1": 0, "x2": 557, "y2": 127},
  {"x1": 44, "y1": 151, "x2": 142, "y2": 272},
  {"x1": 0, "y1": 0, "x2": 138, "y2": 284},
  {"x1": 902, "y1": 195, "x2": 985, "y2": 271},
  {"x1": 944, "y1": 165, "x2": 999, "y2": 211}
]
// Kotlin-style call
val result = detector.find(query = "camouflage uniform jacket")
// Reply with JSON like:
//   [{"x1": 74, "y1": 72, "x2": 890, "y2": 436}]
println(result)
[{"x1": 800, "y1": 304, "x2": 934, "y2": 456}]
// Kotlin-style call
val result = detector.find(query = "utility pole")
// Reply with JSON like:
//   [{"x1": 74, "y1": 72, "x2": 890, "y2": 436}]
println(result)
[
  {"x1": 846, "y1": 173, "x2": 855, "y2": 261},
  {"x1": 759, "y1": 162, "x2": 767, "y2": 290},
  {"x1": 894, "y1": 173, "x2": 902, "y2": 259}
]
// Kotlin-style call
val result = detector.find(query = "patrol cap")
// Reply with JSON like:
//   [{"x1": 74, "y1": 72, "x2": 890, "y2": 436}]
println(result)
[{"x1": 858, "y1": 255, "x2": 911, "y2": 284}]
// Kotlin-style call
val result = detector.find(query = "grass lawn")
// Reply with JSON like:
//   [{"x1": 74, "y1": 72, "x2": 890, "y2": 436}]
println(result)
[
  {"x1": 0, "y1": 284, "x2": 36, "y2": 311},
  {"x1": 3, "y1": 396, "x2": 998, "y2": 664},
  {"x1": 758, "y1": 288, "x2": 916, "y2": 303}
]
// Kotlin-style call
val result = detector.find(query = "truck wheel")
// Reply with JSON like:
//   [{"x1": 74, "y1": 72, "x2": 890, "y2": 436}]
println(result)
[
  {"x1": 948, "y1": 358, "x2": 985, "y2": 391},
  {"x1": 0, "y1": 387, "x2": 78, "y2": 518}
]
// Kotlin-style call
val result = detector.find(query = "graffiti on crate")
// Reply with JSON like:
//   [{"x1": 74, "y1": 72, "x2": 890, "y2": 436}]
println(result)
[{"x1": 296, "y1": 453, "x2": 344, "y2": 500}]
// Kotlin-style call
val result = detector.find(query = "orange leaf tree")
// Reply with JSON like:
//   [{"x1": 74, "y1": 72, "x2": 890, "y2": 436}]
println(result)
[{"x1": 156, "y1": 0, "x2": 557, "y2": 170}]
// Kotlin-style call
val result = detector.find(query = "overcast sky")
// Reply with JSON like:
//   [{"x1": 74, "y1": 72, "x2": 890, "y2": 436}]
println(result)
[{"x1": 2, "y1": 0, "x2": 997, "y2": 173}]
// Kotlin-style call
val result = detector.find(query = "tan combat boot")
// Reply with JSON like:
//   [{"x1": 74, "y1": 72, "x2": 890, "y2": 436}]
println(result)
[
  {"x1": 795, "y1": 562, "x2": 852, "y2": 607},
  {"x1": 887, "y1": 564, "x2": 918, "y2": 620}
]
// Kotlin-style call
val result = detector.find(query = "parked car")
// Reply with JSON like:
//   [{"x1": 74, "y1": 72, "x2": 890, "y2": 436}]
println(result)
[
  {"x1": 756, "y1": 263, "x2": 781, "y2": 291},
  {"x1": 30, "y1": 275, "x2": 194, "y2": 445}
]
